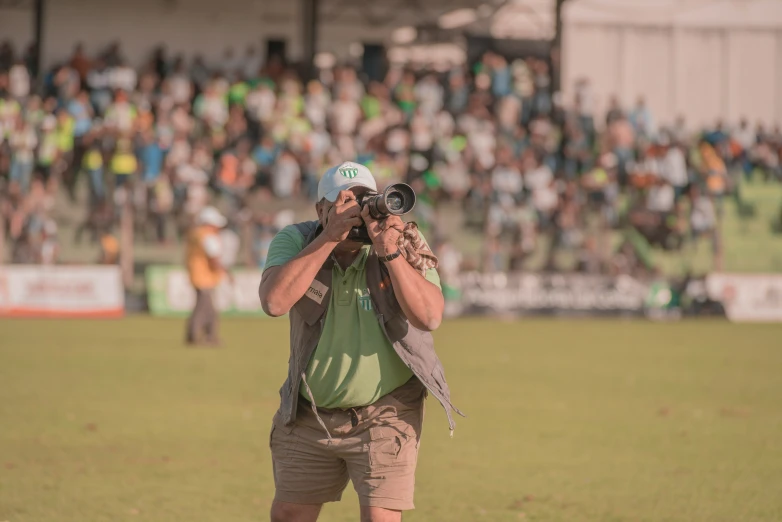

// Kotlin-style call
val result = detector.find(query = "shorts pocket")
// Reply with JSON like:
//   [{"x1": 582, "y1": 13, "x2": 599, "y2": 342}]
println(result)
[
  {"x1": 368, "y1": 424, "x2": 414, "y2": 469},
  {"x1": 270, "y1": 414, "x2": 298, "y2": 461}
]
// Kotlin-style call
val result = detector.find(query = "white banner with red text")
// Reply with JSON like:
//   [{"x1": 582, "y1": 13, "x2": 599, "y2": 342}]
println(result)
[
  {"x1": 705, "y1": 273, "x2": 782, "y2": 322},
  {"x1": 0, "y1": 265, "x2": 124, "y2": 318}
]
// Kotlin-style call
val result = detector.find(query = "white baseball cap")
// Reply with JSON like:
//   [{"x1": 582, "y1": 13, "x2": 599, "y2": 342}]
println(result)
[
  {"x1": 197, "y1": 206, "x2": 228, "y2": 228},
  {"x1": 317, "y1": 161, "x2": 378, "y2": 202}
]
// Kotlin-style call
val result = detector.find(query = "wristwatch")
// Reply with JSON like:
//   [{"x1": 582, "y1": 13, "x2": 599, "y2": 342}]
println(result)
[{"x1": 378, "y1": 249, "x2": 402, "y2": 262}]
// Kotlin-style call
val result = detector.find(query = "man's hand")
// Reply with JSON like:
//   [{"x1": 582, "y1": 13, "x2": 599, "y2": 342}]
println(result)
[
  {"x1": 361, "y1": 205, "x2": 402, "y2": 257},
  {"x1": 361, "y1": 206, "x2": 444, "y2": 331},
  {"x1": 323, "y1": 190, "x2": 363, "y2": 243}
]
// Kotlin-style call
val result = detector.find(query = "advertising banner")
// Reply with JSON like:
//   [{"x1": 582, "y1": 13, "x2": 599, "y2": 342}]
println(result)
[
  {"x1": 445, "y1": 272, "x2": 651, "y2": 317},
  {"x1": 0, "y1": 265, "x2": 124, "y2": 318},
  {"x1": 146, "y1": 266, "x2": 269, "y2": 317},
  {"x1": 147, "y1": 266, "x2": 772, "y2": 321},
  {"x1": 705, "y1": 273, "x2": 782, "y2": 322}
]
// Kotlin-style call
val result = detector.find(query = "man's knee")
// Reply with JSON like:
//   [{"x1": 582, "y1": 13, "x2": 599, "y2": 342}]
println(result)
[{"x1": 270, "y1": 500, "x2": 322, "y2": 522}]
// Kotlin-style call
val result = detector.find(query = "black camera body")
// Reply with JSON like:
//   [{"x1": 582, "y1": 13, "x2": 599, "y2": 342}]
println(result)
[{"x1": 348, "y1": 183, "x2": 416, "y2": 244}]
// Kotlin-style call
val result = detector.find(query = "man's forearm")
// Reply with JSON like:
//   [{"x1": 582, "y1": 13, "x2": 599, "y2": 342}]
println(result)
[
  {"x1": 384, "y1": 256, "x2": 444, "y2": 331},
  {"x1": 259, "y1": 234, "x2": 337, "y2": 316}
]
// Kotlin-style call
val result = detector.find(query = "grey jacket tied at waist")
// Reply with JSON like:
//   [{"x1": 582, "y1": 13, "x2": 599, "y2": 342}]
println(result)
[{"x1": 276, "y1": 220, "x2": 464, "y2": 433}]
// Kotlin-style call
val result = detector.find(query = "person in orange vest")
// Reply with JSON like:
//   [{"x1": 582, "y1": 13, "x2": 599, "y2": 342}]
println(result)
[{"x1": 185, "y1": 206, "x2": 229, "y2": 346}]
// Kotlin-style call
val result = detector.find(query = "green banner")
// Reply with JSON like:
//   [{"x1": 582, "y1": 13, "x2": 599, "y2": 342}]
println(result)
[{"x1": 146, "y1": 266, "x2": 271, "y2": 317}]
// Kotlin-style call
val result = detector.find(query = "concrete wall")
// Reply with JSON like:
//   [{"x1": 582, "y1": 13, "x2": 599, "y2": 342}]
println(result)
[
  {"x1": 0, "y1": 7, "x2": 34, "y2": 53},
  {"x1": 0, "y1": 0, "x2": 450, "y2": 70},
  {"x1": 564, "y1": 23, "x2": 782, "y2": 129},
  {"x1": 562, "y1": 0, "x2": 782, "y2": 128},
  {"x1": 41, "y1": 0, "x2": 302, "y2": 68}
]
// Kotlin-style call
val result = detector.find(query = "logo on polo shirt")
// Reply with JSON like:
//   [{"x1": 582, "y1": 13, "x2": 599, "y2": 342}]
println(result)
[
  {"x1": 339, "y1": 166, "x2": 359, "y2": 179},
  {"x1": 305, "y1": 279, "x2": 329, "y2": 305},
  {"x1": 358, "y1": 289, "x2": 372, "y2": 311}
]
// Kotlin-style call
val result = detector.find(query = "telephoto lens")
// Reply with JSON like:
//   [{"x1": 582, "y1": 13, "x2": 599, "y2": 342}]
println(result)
[
  {"x1": 349, "y1": 183, "x2": 417, "y2": 243},
  {"x1": 366, "y1": 183, "x2": 416, "y2": 219}
]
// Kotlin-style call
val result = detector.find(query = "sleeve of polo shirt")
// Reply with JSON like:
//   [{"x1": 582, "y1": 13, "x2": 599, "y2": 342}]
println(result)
[
  {"x1": 424, "y1": 267, "x2": 441, "y2": 290},
  {"x1": 264, "y1": 225, "x2": 306, "y2": 271},
  {"x1": 201, "y1": 234, "x2": 221, "y2": 259},
  {"x1": 416, "y1": 229, "x2": 441, "y2": 290}
]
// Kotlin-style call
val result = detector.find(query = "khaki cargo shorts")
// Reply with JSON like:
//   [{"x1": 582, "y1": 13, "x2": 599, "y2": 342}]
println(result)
[{"x1": 270, "y1": 378, "x2": 426, "y2": 511}]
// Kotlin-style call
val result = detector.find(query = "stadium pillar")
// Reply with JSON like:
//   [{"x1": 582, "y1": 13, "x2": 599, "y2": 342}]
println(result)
[
  {"x1": 0, "y1": 207, "x2": 5, "y2": 265},
  {"x1": 301, "y1": 0, "x2": 320, "y2": 80},
  {"x1": 551, "y1": 0, "x2": 567, "y2": 94},
  {"x1": 33, "y1": 0, "x2": 45, "y2": 79},
  {"x1": 120, "y1": 201, "x2": 134, "y2": 290}
]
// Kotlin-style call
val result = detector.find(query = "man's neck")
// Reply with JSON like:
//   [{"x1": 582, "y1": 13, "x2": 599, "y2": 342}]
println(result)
[{"x1": 332, "y1": 246, "x2": 362, "y2": 271}]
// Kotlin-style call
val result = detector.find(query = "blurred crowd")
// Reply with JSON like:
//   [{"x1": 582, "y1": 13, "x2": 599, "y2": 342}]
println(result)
[{"x1": 1, "y1": 39, "x2": 781, "y2": 279}]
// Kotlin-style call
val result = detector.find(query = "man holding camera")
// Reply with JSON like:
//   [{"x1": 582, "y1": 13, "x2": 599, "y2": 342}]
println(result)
[{"x1": 259, "y1": 161, "x2": 461, "y2": 522}]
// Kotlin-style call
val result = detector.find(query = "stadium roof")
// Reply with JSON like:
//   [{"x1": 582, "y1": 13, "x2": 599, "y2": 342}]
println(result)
[{"x1": 4, "y1": 0, "x2": 782, "y2": 74}]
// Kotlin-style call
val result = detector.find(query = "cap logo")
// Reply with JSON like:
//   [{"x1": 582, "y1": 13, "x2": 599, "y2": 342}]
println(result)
[{"x1": 339, "y1": 167, "x2": 359, "y2": 179}]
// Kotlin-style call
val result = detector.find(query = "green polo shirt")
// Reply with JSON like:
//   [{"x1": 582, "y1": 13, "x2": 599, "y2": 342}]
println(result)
[{"x1": 264, "y1": 225, "x2": 441, "y2": 409}]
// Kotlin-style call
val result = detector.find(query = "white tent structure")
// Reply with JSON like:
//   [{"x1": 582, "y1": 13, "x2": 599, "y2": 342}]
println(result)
[
  {"x1": 392, "y1": 0, "x2": 782, "y2": 128},
  {"x1": 562, "y1": 0, "x2": 782, "y2": 128}
]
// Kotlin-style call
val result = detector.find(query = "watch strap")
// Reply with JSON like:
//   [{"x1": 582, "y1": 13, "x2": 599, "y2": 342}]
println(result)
[{"x1": 378, "y1": 248, "x2": 403, "y2": 262}]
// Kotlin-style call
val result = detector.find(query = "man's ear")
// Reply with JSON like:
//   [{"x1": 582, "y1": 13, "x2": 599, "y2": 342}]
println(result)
[{"x1": 316, "y1": 200, "x2": 327, "y2": 222}]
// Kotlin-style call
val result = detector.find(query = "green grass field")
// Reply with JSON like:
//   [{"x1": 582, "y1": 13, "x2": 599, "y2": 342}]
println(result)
[{"x1": 1, "y1": 318, "x2": 781, "y2": 522}]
